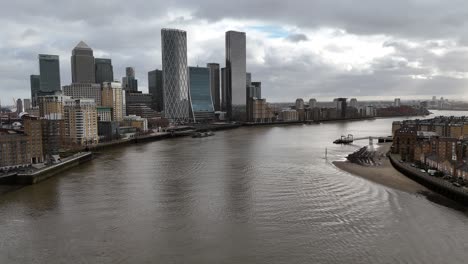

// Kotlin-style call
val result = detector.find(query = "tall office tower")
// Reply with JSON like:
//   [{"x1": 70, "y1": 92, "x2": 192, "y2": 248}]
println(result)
[
  {"x1": 122, "y1": 67, "x2": 138, "y2": 92},
  {"x1": 349, "y1": 98, "x2": 358, "y2": 108},
  {"x1": 23, "y1": 99, "x2": 31, "y2": 111},
  {"x1": 71, "y1": 41, "x2": 95, "y2": 83},
  {"x1": 95, "y1": 58, "x2": 114, "y2": 84},
  {"x1": 16, "y1": 99, "x2": 23, "y2": 114},
  {"x1": 101, "y1": 82, "x2": 125, "y2": 121},
  {"x1": 309, "y1": 98, "x2": 317, "y2": 108},
  {"x1": 394, "y1": 98, "x2": 401, "y2": 107},
  {"x1": 30, "y1": 75, "x2": 41, "y2": 107},
  {"x1": 207, "y1": 63, "x2": 221, "y2": 111},
  {"x1": 148, "y1": 69, "x2": 164, "y2": 112},
  {"x1": 246, "y1": 72, "x2": 252, "y2": 87},
  {"x1": 249, "y1": 82, "x2": 261, "y2": 99},
  {"x1": 189, "y1": 67, "x2": 215, "y2": 122},
  {"x1": 39, "y1": 54, "x2": 61, "y2": 93},
  {"x1": 335, "y1": 98, "x2": 347, "y2": 119},
  {"x1": 63, "y1": 83, "x2": 102, "y2": 106},
  {"x1": 221, "y1": 67, "x2": 228, "y2": 112},
  {"x1": 64, "y1": 98, "x2": 98, "y2": 146},
  {"x1": 161, "y1": 28, "x2": 190, "y2": 123},
  {"x1": 226, "y1": 31, "x2": 247, "y2": 121}
]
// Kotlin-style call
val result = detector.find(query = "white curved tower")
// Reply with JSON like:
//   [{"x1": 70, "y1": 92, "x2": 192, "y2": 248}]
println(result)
[{"x1": 161, "y1": 28, "x2": 190, "y2": 123}]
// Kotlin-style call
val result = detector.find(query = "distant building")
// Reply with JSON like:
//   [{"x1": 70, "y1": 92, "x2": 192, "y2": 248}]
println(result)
[
  {"x1": 123, "y1": 115, "x2": 148, "y2": 132},
  {"x1": 221, "y1": 67, "x2": 228, "y2": 112},
  {"x1": 161, "y1": 28, "x2": 190, "y2": 123},
  {"x1": 207, "y1": 63, "x2": 221, "y2": 111},
  {"x1": 38, "y1": 94, "x2": 70, "y2": 120},
  {"x1": 349, "y1": 98, "x2": 358, "y2": 108},
  {"x1": 148, "y1": 69, "x2": 163, "y2": 112},
  {"x1": 335, "y1": 98, "x2": 347, "y2": 119},
  {"x1": 39, "y1": 54, "x2": 61, "y2": 93},
  {"x1": 295, "y1": 98, "x2": 305, "y2": 121},
  {"x1": 226, "y1": 30, "x2": 247, "y2": 121},
  {"x1": 0, "y1": 129, "x2": 29, "y2": 168},
  {"x1": 95, "y1": 58, "x2": 114, "y2": 85},
  {"x1": 98, "y1": 121, "x2": 120, "y2": 142},
  {"x1": 23, "y1": 117, "x2": 44, "y2": 164},
  {"x1": 309, "y1": 98, "x2": 317, "y2": 108},
  {"x1": 23, "y1": 99, "x2": 31, "y2": 112},
  {"x1": 279, "y1": 109, "x2": 299, "y2": 121},
  {"x1": 71, "y1": 41, "x2": 95, "y2": 83},
  {"x1": 248, "y1": 82, "x2": 261, "y2": 99},
  {"x1": 248, "y1": 98, "x2": 274, "y2": 123},
  {"x1": 63, "y1": 83, "x2": 102, "y2": 106},
  {"x1": 30, "y1": 75, "x2": 41, "y2": 107},
  {"x1": 16, "y1": 99, "x2": 23, "y2": 114},
  {"x1": 394, "y1": 98, "x2": 401, "y2": 107},
  {"x1": 64, "y1": 98, "x2": 98, "y2": 146},
  {"x1": 97, "y1": 106, "x2": 112, "y2": 122},
  {"x1": 122, "y1": 67, "x2": 138, "y2": 92},
  {"x1": 188, "y1": 67, "x2": 215, "y2": 122},
  {"x1": 101, "y1": 82, "x2": 125, "y2": 121}
]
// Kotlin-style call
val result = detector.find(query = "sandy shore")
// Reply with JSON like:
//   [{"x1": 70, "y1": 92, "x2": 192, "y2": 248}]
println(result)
[{"x1": 333, "y1": 144, "x2": 430, "y2": 194}]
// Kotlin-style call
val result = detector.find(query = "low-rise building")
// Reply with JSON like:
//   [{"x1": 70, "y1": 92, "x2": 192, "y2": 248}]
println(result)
[{"x1": 123, "y1": 115, "x2": 148, "y2": 132}]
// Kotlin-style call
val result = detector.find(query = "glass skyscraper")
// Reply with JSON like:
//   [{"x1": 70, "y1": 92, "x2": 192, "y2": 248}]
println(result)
[
  {"x1": 71, "y1": 41, "x2": 95, "y2": 83},
  {"x1": 122, "y1": 67, "x2": 138, "y2": 92},
  {"x1": 189, "y1": 67, "x2": 214, "y2": 122},
  {"x1": 226, "y1": 31, "x2": 247, "y2": 121},
  {"x1": 39, "y1": 54, "x2": 61, "y2": 93},
  {"x1": 30, "y1": 74, "x2": 41, "y2": 107},
  {"x1": 207, "y1": 63, "x2": 221, "y2": 111},
  {"x1": 148, "y1": 69, "x2": 164, "y2": 112},
  {"x1": 95, "y1": 58, "x2": 114, "y2": 84},
  {"x1": 161, "y1": 28, "x2": 190, "y2": 123}
]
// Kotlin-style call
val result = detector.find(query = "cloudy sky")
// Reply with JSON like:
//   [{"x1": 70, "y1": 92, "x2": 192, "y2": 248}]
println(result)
[{"x1": 1, "y1": 0, "x2": 468, "y2": 105}]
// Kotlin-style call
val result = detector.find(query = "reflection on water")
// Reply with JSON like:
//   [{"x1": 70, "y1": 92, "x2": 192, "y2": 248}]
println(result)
[{"x1": 0, "y1": 111, "x2": 468, "y2": 263}]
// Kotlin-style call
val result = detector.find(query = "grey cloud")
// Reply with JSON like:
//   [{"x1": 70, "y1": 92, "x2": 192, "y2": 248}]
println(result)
[{"x1": 287, "y1": 33, "x2": 308, "y2": 42}]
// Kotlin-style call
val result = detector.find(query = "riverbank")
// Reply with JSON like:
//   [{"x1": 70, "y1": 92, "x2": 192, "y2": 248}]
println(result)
[{"x1": 333, "y1": 144, "x2": 430, "y2": 193}]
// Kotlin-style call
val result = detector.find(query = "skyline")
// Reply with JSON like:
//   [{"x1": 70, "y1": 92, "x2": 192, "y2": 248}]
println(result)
[{"x1": 2, "y1": 1, "x2": 468, "y2": 103}]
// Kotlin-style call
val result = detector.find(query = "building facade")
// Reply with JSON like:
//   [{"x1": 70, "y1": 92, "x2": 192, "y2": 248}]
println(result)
[
  {"x1": 64, "y1": 98, "x2": 99, "y2": 146},
  {"x1": 101, "y1": 82, "x2": 125, "y2": 121},
  {"x1": 39, "y1": 54, "x2": 61, "y2": 93},
  {"x1": 122, "y1": 67, "x2": 138, "y2": 92},
  {"x1": 161, "y1": 28, "x2": 190, "y2": 123},
  {"x1": 189, "y1": 67, "x2": 215, "y2": 122},
  {"x1": 95, "y1": 58, "x2": 114, "y2": 85},
  {"x1": 148, "y1": 69, "x2": 164, "y2": 112},
  {"x1": 38, "y1": 94, "x2": 70, "y2": 120},
  {"x1": 30, "y1": 75, "x2": 41, "y2": 107},
  {"x1": 63, "y1": 83, "x2": 102, "y2": 106},
  {"x1": 226, "y1": 31, "x2": 247, "y2": 121},
  {"x1": 207, "y1": 63, "x2": 221, "y2": 111},
  {"x1": 71, "y1": 41, "x2": 95, "y2": 83}
]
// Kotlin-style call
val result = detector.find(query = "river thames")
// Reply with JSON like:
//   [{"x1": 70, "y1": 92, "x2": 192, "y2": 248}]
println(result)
[{"x1": 1, "y1": 111, "x2": 467, "y2": 263}]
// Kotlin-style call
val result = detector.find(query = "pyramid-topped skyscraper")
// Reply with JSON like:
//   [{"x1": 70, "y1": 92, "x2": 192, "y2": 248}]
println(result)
[{"x1": 71, "y1": 41, "x2": 95, "y2": 83}]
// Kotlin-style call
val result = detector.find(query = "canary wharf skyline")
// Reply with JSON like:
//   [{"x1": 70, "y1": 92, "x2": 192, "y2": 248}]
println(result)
[{"x1": 1, "y1": 0, "x2": 468, "y2": 103}]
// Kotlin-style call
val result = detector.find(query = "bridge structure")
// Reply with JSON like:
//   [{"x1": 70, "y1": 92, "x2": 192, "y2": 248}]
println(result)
[{"x1": 333, "y1": 134, "x2": 393, "y2": 151}]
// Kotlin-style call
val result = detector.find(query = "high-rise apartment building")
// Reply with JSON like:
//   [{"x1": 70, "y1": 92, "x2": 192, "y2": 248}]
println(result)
[
  {"x1": 63, "y1": 83, "x2": 102, "y2": 106},
  {"x1": 226, "y1": 31, "x2": 247, "y2": 121},
  {"x1": 71, "y1": 41, "x2": 96, "y2": 83},
  {"x1": 161, "y1": 28, "x2": 190, "y2": 123},
  {"x1": 30, "y1": 75, "x2": 41, "y2": 107},
  {"x1": 148, "y1": 69, "x2": 164, "y2": 112},
  {"x1": 207, "y1": 63, "x2": 221, "y2": 111},
  {"x1": 64, "y1": 98, "x2": 98, "y2": 146},
  {"x1": 101, "y1": 82, "x2": 125, "y2": 121},
  {"x1": 95, "y1": 58, "x2": 114, "y2": 84},
  {"x1": 39, "y1": 54, "x2": 61, "y2": 93},
  {"x1": 349, "y1": 98, "x2": 358, "y2": 108},
  {"x1": 189, "y1": 67, "x2": 215, "y2": 122},
  {"x1": 122, "y1": 67, "x2": 138, "y2": 92},
  {"x1": 38, "y1": 94, "x2": 70, "y2": 120}
]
